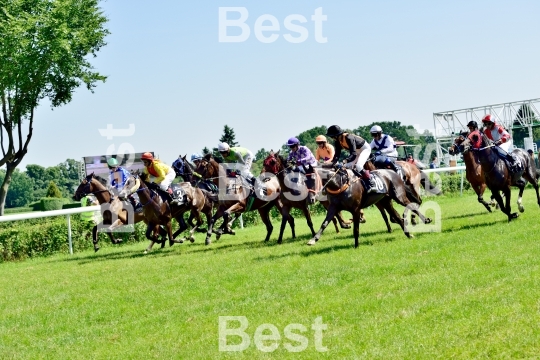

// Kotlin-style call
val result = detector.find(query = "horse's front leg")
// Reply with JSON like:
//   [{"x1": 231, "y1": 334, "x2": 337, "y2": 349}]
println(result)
[
  {"x1": 206, "y1": 207, "x2": 224, "y2": 245},
  {"x1": 308, "y1": 204, "x2": 338, "y2": 246}
]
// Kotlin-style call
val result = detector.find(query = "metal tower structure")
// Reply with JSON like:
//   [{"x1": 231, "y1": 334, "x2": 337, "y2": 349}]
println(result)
[{"x1": 433, "y1": 98, "x2": 540, "y2": 165}]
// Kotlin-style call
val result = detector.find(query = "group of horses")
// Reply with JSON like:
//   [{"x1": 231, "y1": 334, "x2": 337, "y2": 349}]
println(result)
[{"x1": 73, "y1": 132, "x2": 540, "y2": 253}]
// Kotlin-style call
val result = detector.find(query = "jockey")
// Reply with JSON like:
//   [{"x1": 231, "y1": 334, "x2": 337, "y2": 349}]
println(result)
[
  {"x1": 107, "y1": 158, "x2": 141, "y2": 212},
  {"x1": 326, "y1": 125, "x2": 377, "y2": 193},
  {"x1": 217, "y1": 142, "x2": 256, "y2": 185},
  {"x1": 286, "y1": 137, "x2": 318, "y2": 170},
  {"x1": 369, "y1": 125, "x2": 399, "y2": 172},
  {"x1": 190, "y1": 153, "x2": 203, "y2": 167},
  {"x1": 481, "y1": 114, "x2": 519, "y2": 171},
  {"x1": 315, "y1": 135, "x2": 335, "y2": 164},
  {"x1": 140, "y1": 152, "x2": 180, "y2": 203}
]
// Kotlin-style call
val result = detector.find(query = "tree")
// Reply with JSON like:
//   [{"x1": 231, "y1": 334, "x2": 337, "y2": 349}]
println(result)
[
  {"x1": 219, "y1": 125, "x2": 239, "y2": 147},
  {"x1": 0, "y1": 0, "x2": 109, "y2": 215},
  {"x1": 0, "y1": 168, "x2": 33, "y2": 208},
  {"x1": 45, "y1": 181, "x2": 62, "y2": 198}
]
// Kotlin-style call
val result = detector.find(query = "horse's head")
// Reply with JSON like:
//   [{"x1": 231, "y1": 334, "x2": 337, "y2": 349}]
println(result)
[
  {"x1": 196, "y1": 154, "x2": 220, "y2": 181},
  {"x1": 118, "y1": 172, "x2": 141, "y2": 199},
  {"x1": 448, "y1": 131, "x2": 469, "y2": 155},
  {"x1": 303, "y1": 164, "x2": 321, "y2": 205},
  {"x1": 73, "y1": 173, "x2": 108, "y2": 201},
  {"x1": 173, "y1": 154, "x2": 197, "y2": 184},
  {"x1": 262, "y1": 150, "x2": 283, "y2": 175}
]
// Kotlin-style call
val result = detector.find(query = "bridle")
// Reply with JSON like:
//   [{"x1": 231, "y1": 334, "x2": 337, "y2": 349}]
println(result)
[{"x1": 75, "y1": 174, "x2": 109, "y2": 199}]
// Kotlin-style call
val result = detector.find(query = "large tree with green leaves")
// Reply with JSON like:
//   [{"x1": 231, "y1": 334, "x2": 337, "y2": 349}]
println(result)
[{"x1": 0, "y1": 0, "x2": 109, "y2": 214}]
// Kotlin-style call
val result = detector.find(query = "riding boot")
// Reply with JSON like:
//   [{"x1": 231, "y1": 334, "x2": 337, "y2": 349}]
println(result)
[
  {"x1": 388, "y1": 161, "x2": 398, "y2": 172},
  {"x1": 360, "y1": 169, "x2": 377, "y2": 194},
  {"x1": 128, "y1": 195, "x2": 143, "y2": 213}
]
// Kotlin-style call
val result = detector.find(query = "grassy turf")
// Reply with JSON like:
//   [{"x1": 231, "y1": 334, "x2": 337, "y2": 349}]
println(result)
[{"x1": 1, "y1": 191, "x2": 540, "y2": 359}]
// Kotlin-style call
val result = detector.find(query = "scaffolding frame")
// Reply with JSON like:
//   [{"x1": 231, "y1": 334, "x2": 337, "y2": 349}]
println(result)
[{"x1": 433, "y1": 98, "x2": 540, "y2": 164}]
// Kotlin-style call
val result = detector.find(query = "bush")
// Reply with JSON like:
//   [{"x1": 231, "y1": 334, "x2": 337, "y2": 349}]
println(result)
[
  {"x1": 46, "y1": 181, "x2": 63, "y2": 198},
  {"x1": 0, "y1": 216, "x2": 149, "y2": 262},
  {"x1": 40, "y1": 198, "x2": 71, "y2": 211}
]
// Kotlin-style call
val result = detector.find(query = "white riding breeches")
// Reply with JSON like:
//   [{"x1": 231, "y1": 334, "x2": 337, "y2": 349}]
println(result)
[
  {"x1": 149, "y1": 168, "x2": 176, "y2": 191},
  {"x1": 344, "y1": 142, "x2": 371, "y2": 173}
]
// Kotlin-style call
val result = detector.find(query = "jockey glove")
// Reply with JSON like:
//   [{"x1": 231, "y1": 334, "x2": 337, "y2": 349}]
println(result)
[{"x1": 375, "y1": 151, "x2": 381, "y2": 156}]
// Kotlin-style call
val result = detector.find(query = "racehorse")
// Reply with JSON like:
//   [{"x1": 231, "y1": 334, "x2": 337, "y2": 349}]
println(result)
[
  {"x1": 262, "y1": 151, "x2": 351, "y2": 243},
  {"x1": 466, "y1": 131, "x2": 540, "y2": 221},
  {"x1": 73, "y1": 173, "x2": 167, "y2": 252},
  {"x1": 364, "y1": 156, "x2": 431, "y2": 225},
  {"x1": 195, "y1": 154, "x2": 294, "y2": 245},
  {"x1": 117, "y1": 171, "x2": 184, "y2": 253},
  {"x1": 448, "y1": 131, "x2": 497, "y2": 212},
  {"x1": 308, "y1": 167, "x2": 431, "y2": 248}
]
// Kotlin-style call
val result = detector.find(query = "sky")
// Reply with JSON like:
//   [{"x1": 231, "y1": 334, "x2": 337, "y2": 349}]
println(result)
[{"x1": 20, "y1": 0, "x2": 540, "y2": 169}]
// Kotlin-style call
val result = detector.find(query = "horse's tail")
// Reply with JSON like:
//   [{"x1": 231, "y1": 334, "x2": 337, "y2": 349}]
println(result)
[
  {"x1": 404, "y1": 183, "x2": 422, "y2": 205},
  {"x1": 420, "y1": 170, "x2": 442, "y2": 196}
]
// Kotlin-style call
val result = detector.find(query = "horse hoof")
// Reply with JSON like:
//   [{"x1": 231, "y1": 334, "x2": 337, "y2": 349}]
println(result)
[
  {"x1": 189, "y1": 237, "x2": 195, "y2": 243},
  {"x1": 341, "y1": 224, "x2": 351, "y2": 229},
  {"x1": 518, "y1": 205, "x2": 524, "y2": 213},
  {"x1": 94, "y1": 247, "x2": 100, "y2": 253},
  {"x1": 144, "y1": 250, "x2": 149, "y2": 254},
  {"x1": 307, "y1": 239, "x2": 316, "y2": 246},
  {"x1": 359, "y1": 218, "x2": 366, "y2": 224},
  {"x1": 205, "y1": 239, "x2": 211, "y2": 246},
  {"x1": 510, "y1": 213, "x2": 519, "y2": 220},
  {"x1": 425, "y1": 218, "x2": 432, "y2": 224}
]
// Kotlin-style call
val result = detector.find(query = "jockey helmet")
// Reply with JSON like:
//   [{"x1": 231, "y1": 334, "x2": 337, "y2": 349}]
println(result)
[
  {"x1": 191, "y1": 153, "x2": 203, "y2": 162},
  {"x1": 107, "y1": 158, "x2": 118, "y2": 167},
  {"x1": 326, "y1": 125, "x2": 344, "y2": 137},
  {"x1": 467, "y1": 120, "x2": 478, "y2": 129},
  {"x1": 141, "y1": 152, "x2": 154, "y2": 161},
  {"x1": 481, "y1": 114, "x2": 494, "y2": 124},
  {"x1": 370, "y1": 125, "x2": 383, "y2": 134},
  {"x1": 315, "y1": 135, "x2": 327, "y2": 143},
  {"x1": 217, "y1": 142, "x2": 230, "y2": 152},
  {"x1": 286, "y1": 137, "x2": 300, "y2": 146}
]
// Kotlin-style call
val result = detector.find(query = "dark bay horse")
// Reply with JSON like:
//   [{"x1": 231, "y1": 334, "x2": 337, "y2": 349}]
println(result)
[
  {"x1": 308, "y1": 167, "x2": 431, "y2": 248},
  {"x1": 195, "y1": 154, "x2": 293, "y2": 245},
  {"x1": 364, "y1": 157, "x2": 431, "y2": 225},
  {"x1": 449, "y1": 131, "x2": 497, "y2": 212},
  {"x1": 262, "y1": 151, "x2": 351, "y2": 243},
  {"x1": 73, "y1": 173, "x2": 167, "y2": 252},
  {"x1": 467, "y1": 132, "x2": 540, "y2": 221},
  {"x1": 118, "y1": 172, "x2": 183, "y2": 253}
]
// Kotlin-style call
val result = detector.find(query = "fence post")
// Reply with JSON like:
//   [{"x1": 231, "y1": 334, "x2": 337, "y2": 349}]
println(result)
[
  {"x1": 66, "y1": 214, "x2": 73, "y2": 255},
  {"x1": 460, "y1": 170, "x2": 464, "y2": 196}
]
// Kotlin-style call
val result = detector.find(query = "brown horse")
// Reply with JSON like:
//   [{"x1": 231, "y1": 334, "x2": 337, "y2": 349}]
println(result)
[
  {"x1": 364, "y1": 157, "x2": 434, "y2": 225},
  {"x1": 448, "y1": 131, "x2": 497, "y2": 212},
  {"x1": 195, "y1": 154, "x2": 293, "y2": 245},
  {"x1": 117, "y1": 172, "x2": 183, "y2": 253},
  {"x1": 308, "y1": 167, "x2": 431, "y2": 248},
  {"x1": 466, "y1": 132, "x2": 540, "y2": 221},
  {"x1": 262, "y1": 151, "x2": 351, "y2": 243},
  {"x1": 73, "y1": 173, "x2": 167, "y2": 252}
]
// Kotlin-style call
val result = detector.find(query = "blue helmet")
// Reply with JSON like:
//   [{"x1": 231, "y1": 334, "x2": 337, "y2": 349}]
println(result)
[
  {"x1": 191, "y1": 153, "x2": 203, "y2": 162},
  {"x1": 286, "y1": 137, "x2": 300, "y2": 146}
]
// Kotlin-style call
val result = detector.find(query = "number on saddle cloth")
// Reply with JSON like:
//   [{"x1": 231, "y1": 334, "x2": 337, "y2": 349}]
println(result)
[{"x1": 365, "y1": 173, "x2": 387, "y2": 194}]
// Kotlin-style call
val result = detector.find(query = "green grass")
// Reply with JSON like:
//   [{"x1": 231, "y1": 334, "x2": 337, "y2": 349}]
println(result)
[{"x1": 1, "y1": 191, "x2": 540, "y2": 359}]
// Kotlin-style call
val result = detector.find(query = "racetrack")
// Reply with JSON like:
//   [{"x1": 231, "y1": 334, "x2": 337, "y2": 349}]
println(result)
[{"x1": 1, "y1": 191, "x2": 540, "y2": 359}]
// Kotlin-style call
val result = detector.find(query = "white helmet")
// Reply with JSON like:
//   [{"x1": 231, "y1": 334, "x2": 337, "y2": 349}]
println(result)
[
  {"x1": 370, "y1": 125, "x2": 382, "y2": 134},
  {"x1": 217, "y1": 142, "x2": 230, "y2": 152}
]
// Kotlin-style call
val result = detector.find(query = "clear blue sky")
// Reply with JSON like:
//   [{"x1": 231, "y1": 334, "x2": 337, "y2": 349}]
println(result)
[{"x1": 24, "y1": 0, "x2": 540, "y2": 169}]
